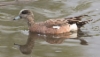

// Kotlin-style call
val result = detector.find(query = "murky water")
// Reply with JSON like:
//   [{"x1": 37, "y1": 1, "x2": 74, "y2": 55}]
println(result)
[{"x1": 0, "y1": 0, "x2": 100, "y2": 57}]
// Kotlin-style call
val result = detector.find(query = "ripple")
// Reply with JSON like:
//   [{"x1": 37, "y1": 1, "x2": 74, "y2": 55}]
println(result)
[
  {"x1": 0, "y1": 0, "x2": 100, "y2": 57},
  {"x1": 0, "y1": 46, "x2": 7, "y2": 48},
  {"x1": 32, "y1": 7, "x2": 64, "y2": 18},
  {"x1": 0, "y1": 12, "x2": 13, "y2": 21},
  {"x1": 20, "y1": 30, "x2": 29, "y2": 35}
]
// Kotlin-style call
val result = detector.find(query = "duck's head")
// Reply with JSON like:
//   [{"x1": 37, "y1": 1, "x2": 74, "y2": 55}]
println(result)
[
  {"x1": 13, "y1": 9, "x2": 34, "y2": 20},
  {"x1": 14, "y1": 43, "x2": 32, "y2": 55}
]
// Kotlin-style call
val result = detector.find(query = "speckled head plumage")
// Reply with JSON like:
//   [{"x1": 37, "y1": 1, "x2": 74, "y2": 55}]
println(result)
[
  {"x1": 19, "y1": 9, "x2": 33, "y2": 15},
  {"x1": 14, "y1": 9, "x2": 34, "y2": 20}
]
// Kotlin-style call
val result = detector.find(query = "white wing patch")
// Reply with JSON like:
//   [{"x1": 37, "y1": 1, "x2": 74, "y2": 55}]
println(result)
[{"x1": 53, "y1": 26, "x2": 60, "y2": 29}]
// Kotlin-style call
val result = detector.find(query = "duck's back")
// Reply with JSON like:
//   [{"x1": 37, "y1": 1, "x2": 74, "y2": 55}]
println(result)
[{"x1": 29, "y1": 18, "x2": 71, "y2": 34}]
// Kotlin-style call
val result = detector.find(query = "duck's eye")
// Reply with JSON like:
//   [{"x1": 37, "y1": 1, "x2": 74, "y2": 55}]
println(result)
[{"x1": 21, "y1": 10, "x2": 29, "y2": 14}]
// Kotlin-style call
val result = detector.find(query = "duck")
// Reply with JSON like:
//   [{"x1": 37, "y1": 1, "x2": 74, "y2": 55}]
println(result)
[{"x1": 13, "y1": 9, "x2": 91, "y2": 34}]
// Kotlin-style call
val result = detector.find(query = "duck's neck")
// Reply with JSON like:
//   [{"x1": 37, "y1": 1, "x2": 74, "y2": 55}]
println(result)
[
  {"x1": 25, "y1": 37, "x2": 35, "y2": 49},
  {"x1": 19, "y1": 37, "x2": 35, "y2": 54},
  {"x1": 26, "y1": 15, "x2": 34, "y2": 26}
]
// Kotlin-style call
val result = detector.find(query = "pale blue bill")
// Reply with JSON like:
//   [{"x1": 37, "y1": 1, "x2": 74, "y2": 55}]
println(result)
[{"x1": 14, "y1": 16, "x2": 20, "y2": 20}]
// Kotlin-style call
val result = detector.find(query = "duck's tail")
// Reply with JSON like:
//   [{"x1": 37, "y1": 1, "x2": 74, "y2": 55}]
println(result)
[
  {"x1": 76, "y1": 19, "x2": 92, "y2": 28},
  {"x1": 73, "y1": 15, "x2": 89, "y2": 20},
  {"x1": 65, "y1": 15, "x2": 89, "y2": 20},
  {"x1": 68, "y1": 19, "x2": 92, "y2": 28}
]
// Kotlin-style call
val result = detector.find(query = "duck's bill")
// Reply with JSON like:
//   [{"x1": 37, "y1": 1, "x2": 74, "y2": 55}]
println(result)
[{"x1": 13, "y1": 16, "x2": 21, "y2": 20}]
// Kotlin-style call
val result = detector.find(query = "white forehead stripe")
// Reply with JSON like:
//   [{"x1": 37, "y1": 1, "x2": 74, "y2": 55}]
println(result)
[
  {"x1": 53, "y1": 26, "x2": 60, "y2": 29},
  {"x1": 19, "y1": 9, "x2": 29, "y2": 14},
  {"x1": 19, "y1": 9, "x2": 34, "y2": 15}
]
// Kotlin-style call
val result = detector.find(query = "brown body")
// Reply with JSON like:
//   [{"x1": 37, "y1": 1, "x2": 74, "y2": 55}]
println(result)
[
  {"x1": 14, "y1": 9, "x2": 92, "y2": 34},
  {"x1": 29, "y1": 18, "x2": 71, "y2": 34}
]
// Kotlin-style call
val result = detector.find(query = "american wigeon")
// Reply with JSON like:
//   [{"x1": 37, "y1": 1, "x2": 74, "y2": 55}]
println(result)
[{"x1": 13, "y1": 9, "x2": 91, "y2": 34}]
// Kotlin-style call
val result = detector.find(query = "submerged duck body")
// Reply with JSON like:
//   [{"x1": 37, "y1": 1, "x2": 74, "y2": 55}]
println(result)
[{"x1": 13, "y1": 9, "x2": 91, "y2": 34}]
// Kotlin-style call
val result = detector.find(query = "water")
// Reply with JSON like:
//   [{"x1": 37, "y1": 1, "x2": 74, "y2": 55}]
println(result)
[{"x1": 0, "y1": 0, "x2": 100, "y2": 57}]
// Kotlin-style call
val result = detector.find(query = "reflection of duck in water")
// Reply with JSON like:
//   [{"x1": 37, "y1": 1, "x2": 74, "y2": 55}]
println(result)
[
  {"x1": 13, "y1": 9, "x2": 92, "y2": 34},
  {"x1": 44, "y1": 32, "x2": 77, "y2": 44},
  {"x1": 14, "y1": 31, "x2": 88, "y2": 55},
  {"x1": 14, "y1": 32, "x2": 35, "y2": 55},
  {"x1": 45, "y1": 31, "x2": 88, "y2": 45}
]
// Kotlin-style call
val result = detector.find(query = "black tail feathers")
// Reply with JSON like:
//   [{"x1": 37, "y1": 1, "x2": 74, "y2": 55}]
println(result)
[{"x1": 76, "y1": 19, "x2": 93, "y2": 28}]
